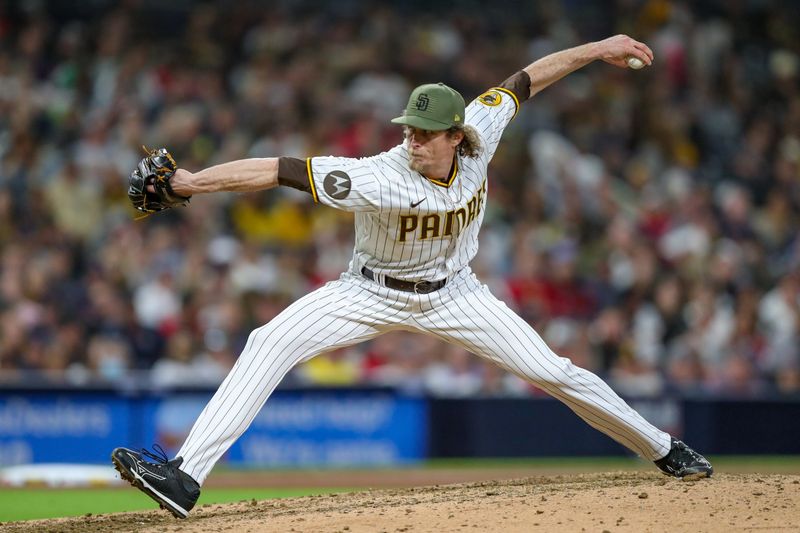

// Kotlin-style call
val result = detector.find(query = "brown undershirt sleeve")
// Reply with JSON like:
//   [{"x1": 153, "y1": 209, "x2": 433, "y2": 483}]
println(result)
[
  {"x1": 277, "y1": 156, "x2": 311, "y2": 194},
  {"x1": 498, "y1": 70, "x2": 531, "y2": 103}
]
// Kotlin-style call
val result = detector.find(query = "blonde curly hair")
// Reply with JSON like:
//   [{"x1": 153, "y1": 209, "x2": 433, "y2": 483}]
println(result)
[{"x1": 448, "y1": 124, "x2": 483, "y2": 158}]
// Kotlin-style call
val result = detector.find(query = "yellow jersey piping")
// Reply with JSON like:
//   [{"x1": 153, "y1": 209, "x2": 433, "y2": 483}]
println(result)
[
  {"x1": 306, "y1": 157, "x2": 318, "y2": 203},
  {"x1": 425, "y1": 157, "x2": 459, "y2": 188},
  {"x1": 492, "y1": 86, "x2": 520, "y2": 120}
]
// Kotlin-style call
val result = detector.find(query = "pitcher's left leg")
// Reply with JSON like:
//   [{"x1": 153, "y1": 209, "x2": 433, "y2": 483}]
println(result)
[{"x1": 415, "y1": 281, "x2": 671, "y2": 460}]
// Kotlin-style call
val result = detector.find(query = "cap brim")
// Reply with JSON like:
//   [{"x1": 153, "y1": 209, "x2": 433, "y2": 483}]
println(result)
[{"x1": 390, "y1": 115, "x2": 452, "y2": 131}]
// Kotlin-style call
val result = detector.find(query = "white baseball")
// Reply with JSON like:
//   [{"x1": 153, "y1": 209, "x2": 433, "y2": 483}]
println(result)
[{"x1": 626, "y1": 56, "x2": 645, "y2": 69}]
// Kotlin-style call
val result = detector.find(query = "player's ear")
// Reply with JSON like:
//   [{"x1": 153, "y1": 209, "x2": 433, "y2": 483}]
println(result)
[{"x1": 448, "y1": 129, "x2": 464, "y2": 147}]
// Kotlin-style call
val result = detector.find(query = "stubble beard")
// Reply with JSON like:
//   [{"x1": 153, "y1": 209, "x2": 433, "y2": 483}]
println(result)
[
  {"x1": 407, "y1": 146, "x2": 425, "y2": 173},
  {"x1": 408, "y1": 158, "x2": 424, "y2": 173}
]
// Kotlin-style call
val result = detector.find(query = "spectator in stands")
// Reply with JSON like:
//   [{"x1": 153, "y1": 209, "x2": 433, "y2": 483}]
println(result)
[{"x1": 0, "y1": 1, "x2": 798, "y2": 398}]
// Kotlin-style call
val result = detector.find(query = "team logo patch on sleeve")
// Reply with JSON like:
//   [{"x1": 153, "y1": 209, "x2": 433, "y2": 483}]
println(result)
[
  {"x1": 478, "y1": 90, "x2": 502, "y2": 106},
  {"x1": 323, "y1": 170, "x2": 351, "y2": 199}
]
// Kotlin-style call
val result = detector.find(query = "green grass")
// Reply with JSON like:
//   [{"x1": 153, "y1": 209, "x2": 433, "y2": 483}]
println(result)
[
  {"x1": 2, "y1": 456, "x2": 799, "y2": 522},
  {"x1": 0, "y1": 487, "x2": 353, "y2": 522}
]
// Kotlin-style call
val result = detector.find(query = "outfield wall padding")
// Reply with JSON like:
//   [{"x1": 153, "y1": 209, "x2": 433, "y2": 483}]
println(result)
[{"x1": 1, "y1": 387, "x2": 798, "y2": 466}]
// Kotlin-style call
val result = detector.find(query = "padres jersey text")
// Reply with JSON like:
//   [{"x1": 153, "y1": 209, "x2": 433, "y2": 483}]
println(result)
[
  {"x1": 173, "y1": 78, "x2": 673, "y2": 487},
  {"x1": 305, "y1": 87, "x2": 518, "y2": 281}
]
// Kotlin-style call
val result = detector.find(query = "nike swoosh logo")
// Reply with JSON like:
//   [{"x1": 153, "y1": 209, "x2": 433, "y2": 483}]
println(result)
[{"x1": 410, "y1": 198, "x2": 426, "y2": 208}]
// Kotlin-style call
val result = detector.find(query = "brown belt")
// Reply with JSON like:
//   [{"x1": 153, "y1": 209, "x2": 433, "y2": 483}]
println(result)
[{"x1": 361, "y1": 266, "x2": 448, "y2": 294}]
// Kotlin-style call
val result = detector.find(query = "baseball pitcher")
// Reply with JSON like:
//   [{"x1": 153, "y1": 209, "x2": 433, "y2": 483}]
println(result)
[{"x1": 114, "y1": 34, "x2": 712, "y2": 519}]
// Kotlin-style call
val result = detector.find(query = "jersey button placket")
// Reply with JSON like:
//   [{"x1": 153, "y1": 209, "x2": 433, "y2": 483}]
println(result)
[{"x1": 427, "y1": 172, "x2": 460, "y2": 270}]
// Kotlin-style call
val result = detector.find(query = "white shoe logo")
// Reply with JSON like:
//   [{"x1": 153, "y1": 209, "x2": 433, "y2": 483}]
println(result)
[{"x1": 127, "y1": 452, "x2": 167, "y2": 481}]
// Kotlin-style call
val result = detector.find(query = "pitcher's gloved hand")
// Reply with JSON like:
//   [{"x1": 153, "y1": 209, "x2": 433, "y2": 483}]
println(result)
[{"x1": 128, "y1": 147, "x2": 191, "y2": 215}]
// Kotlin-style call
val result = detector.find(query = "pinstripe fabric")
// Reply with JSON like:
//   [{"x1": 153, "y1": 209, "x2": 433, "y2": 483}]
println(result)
[
  {"x1": 304, "y1": 91, "x2": 516, "y2": 282},
  {"x1": 410, "y1": 269, "x2": 672, "y2": 461},
  {"x1": 177, "y1": 274, "x2": 415, "y2": 483},
  {"x1": 177, "y1": 268, "x2": 670, "y2": 485},
  {"x1": 465, "y1": 88, "x2": 518, "y2": 160},
  {"x1": 174, "y1": 86, "x2": 671, "y2": 486}
]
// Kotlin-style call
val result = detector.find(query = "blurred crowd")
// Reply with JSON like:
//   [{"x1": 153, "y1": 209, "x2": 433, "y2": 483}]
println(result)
[{"x1": 1, "y1": 0, "x2": 799, "y2": 397}]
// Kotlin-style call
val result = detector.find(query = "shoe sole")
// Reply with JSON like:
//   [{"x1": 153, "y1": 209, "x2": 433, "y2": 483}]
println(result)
[{"x1": 111, "y1": 452, "x2": 190, "y2": 519}]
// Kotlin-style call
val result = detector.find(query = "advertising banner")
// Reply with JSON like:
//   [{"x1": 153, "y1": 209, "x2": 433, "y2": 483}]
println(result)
[
  {"x1": 143, "y1": 389, "x2": 428, "y2": 467},
  {"x1": 0, "y1": 394, "x2": 130, "y2": 466}
]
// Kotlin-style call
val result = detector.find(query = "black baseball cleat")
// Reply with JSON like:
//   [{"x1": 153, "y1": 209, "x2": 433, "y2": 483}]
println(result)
[
  {"x1": 654, "y1": 438, "x2": 714, "y2": 480},
  {"x1": 111, "y1": 445, "x2": 200, "y2": 518}
]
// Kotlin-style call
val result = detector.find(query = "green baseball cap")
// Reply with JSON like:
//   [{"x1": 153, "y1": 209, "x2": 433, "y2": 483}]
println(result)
[{"x1": 391, "y1": 83, "x2": 466, "y2": 131}]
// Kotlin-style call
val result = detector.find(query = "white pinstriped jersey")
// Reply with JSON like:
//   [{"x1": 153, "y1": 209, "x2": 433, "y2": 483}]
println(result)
[
  {"x1": 176, "y1": 78, "x2": 675, "y2": 487},
  {"x1": 306, "y1": 86, "x2": 519, "y2": 281}
]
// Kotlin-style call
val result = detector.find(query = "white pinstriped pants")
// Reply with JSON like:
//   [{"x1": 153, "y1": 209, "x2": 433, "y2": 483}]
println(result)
[{"x1": 177, "y1": 268, "x2": 671, "y2": 484}]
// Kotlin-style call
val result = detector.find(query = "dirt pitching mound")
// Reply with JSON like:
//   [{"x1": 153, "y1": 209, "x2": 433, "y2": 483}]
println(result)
[{"x1": 3, "y1": 472, "x2": 799, "y2": 533}]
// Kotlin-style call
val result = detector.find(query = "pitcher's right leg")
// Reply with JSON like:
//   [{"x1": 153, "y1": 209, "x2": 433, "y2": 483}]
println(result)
[{"x1": 174, "y1": 276, "x2": 407, "y2": 484}]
